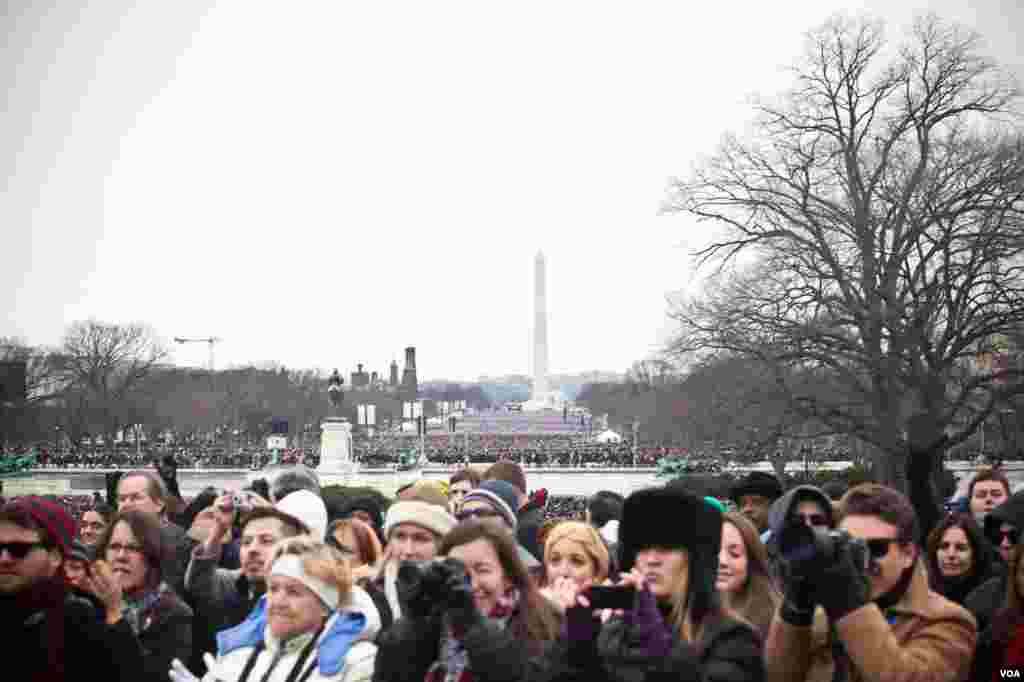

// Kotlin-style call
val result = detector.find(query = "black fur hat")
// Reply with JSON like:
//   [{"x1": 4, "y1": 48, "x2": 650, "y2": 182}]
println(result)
[
  {"x1": 729, "y1": 471, "x2": 784, "y2": 503},
  {"x1": 618, "y1": 486, "x2": 723, "y2": 623}
]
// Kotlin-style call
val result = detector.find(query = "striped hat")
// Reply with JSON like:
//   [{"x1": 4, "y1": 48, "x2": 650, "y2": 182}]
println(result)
[
  {"x1": 463, "y1": 480, "x2": 519, "y2": 529},
  {"x1": 2, "y1": 496, "x2": 76, "y2": 557}
]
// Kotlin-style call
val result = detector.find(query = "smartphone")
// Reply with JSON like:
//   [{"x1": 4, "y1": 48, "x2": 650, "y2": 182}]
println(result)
[{"x1": 586, "y1": 585, "x2": 635, "y2": 610}]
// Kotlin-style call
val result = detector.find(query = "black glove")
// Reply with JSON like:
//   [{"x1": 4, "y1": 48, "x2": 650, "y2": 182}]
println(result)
[
  {"x1": 396, "y1": 561, "x2": 442, "y2": 622},
  {"x1": 779, "y1": 568, "x2": 816, "y2": 626},
  {"x1": 813, "y1": 536, "x2": 870, "y2": 622},
  {"x1": 440, "y1": 558, "x2": 480, "y2": 631}
]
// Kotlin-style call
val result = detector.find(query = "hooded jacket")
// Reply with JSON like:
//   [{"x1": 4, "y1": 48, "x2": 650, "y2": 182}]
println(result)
[
  {"x1": 764, "y1": 485, "x2": 836, "y2": 548},
  {"x1": 966, "y1": 491, "x2": 1024, "y2": 633}
]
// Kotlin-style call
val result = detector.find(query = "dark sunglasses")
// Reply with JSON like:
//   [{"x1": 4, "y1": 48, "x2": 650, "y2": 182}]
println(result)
[
  {"x1": 864, "y1": 538, "x2": 900, "y2": 559},
  {"x1": 994, "y1": 528, "x2": 1021, "y2": 544},
  {"x1": 456, "y1": 508, "x2": 500, "y2": 522},
  {"x1": 0, "y1": 541, "x2": 48, "y2": 559},
  {"x1": 792, "y1": 513, "x2": 829, "y2": 527}
]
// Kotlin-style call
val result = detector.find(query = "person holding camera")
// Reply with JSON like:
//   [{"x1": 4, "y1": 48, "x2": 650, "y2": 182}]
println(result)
[
  {"x1": 366, "y1": 499, "x2": 457, "y2": 630},
  {"x1": 373, "y1": 519, "x2": 561, "y2": 682},
  {"x1": 542, "y1": 487, "x2": 764, "y2": 682},
  {"x1": 766, "y1": 483, "x2": 977, "y2": 682}
]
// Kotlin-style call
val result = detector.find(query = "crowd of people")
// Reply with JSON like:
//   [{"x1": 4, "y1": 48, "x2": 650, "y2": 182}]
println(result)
[
  {"x1": 16, "y1": 439, "x2": 682, "y2": 472},
  {"x1": 5, "y1": 454, "x2": 1024, "y2": 681}
]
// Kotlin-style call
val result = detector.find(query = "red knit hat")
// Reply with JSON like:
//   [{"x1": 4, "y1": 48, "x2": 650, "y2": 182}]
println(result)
[{"x1": 2, "y1": 497, "x2": 76, "y2": 557}]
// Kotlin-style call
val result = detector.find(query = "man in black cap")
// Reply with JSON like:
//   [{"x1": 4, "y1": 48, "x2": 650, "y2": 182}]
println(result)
[{"x1": 729, "y1": 471, "x2": 784, "y2": 535}]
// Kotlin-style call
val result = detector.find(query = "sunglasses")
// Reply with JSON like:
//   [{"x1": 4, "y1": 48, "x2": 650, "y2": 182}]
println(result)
[
  {"x1": 864, "y1": 538, "x2": 900, "y2": 560},
  {"x1": 455, "y1": 508, "x2": 500, "y2": 522},
  {"x1": 0, "y1": 541, "x2": 48, "y2": 559},
  {"x1": 995, "y1": 528, "x2": 1021, "y2": 545},
  {"x1": 792, "y1": 513, "x2": 829, "y2": 527}
]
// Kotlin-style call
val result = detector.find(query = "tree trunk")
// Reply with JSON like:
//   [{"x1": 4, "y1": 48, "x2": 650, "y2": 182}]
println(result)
[{"x1": 906, "y1": 413, "x2": 947, "y2": 545}]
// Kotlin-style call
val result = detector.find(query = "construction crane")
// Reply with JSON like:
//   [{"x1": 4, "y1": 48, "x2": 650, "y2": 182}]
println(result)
[{"x1": 173, "y1": 337, "x2": 221, "y2": 372}]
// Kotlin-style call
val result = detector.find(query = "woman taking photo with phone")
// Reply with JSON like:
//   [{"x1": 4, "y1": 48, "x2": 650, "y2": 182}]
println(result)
[{"x1": 542, "y1": 486, "x2": 764, "y2": 682}]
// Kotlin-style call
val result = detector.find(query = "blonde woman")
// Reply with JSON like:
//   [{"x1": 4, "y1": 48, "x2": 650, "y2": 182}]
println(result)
[
  {"x1": 543, "y1": 487, "x2": 764, "y2": 681},
  {"x1": 540, "y1": 521, "x2": 610, "y2": 612},
  {"x1": 716, "y1": 511, "x2": 781, "y2": 639},
  {"x1": 171, "y1": 537, "x2": 380, "y2": 682}
]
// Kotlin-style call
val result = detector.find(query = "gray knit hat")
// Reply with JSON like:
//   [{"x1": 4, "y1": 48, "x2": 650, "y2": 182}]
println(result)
[{"x1": 462, "y1": 480, "x2": 519, "y2": 529}]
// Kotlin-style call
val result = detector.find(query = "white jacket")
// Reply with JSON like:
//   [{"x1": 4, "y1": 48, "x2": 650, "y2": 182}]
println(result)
[{"x1": 202, "y1": 586, "x2": 381, "y2": 682}]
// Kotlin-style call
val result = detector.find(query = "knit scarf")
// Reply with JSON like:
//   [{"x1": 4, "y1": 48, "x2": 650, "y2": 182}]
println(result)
[
  {"x1": 1003, "y1": 623, "x2": 1024, "y2": 677},
  {"x1": 7, "y1": 576, "x2": 68, "y2": 682},
  {"x1": 122, "y1": 582, "x2": 171, "y2": 635},
  {"x1": 423, "y1": 588, "x2": 521, "y2": 682}
]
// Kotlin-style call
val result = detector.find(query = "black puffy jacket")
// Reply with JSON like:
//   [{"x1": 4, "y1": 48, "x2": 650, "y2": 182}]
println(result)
[
  {"x1": 531, "y1": 611, "x2": 764, "y2": 682},
  {"x1": 373, "y1": 616, "x2": 537, "y2": 682}
]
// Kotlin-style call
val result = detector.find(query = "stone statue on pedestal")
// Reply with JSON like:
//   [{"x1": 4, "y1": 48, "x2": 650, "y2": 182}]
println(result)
[
  {"x1": 327, "y1": 369, "x2": 344, "y2": 417},
  {"x1": 319, "y1": 368, "x2": 355, "y2": 481}
]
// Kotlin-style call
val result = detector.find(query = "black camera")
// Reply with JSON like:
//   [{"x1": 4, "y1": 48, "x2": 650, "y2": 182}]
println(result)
[
  {"x1": 776, "y1": 521, "x2": 870, "y2": 576},
  {"x1": 396, "y1": 557, "x2": 470, "y2": 607}
]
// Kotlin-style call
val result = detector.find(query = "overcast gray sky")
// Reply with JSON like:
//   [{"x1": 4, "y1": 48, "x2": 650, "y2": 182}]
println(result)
[{"x1": 3, "y1": 0, "x2": 1022, "y2": 381}]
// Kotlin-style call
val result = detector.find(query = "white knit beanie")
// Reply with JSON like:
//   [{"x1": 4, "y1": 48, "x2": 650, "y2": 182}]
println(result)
[
  {"x1": 383, "y1": 500, "x2": 456, "y2": 539},
  {"x1": 277, "y1": 490, "x2": 328, "y2": 540}
]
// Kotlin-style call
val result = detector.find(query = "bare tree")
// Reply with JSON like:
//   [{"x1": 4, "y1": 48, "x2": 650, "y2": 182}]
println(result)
[
  {"x1": 59, "y1": 320, "x2": 169, "y2": 449},
  {"x1": 664, "y1": 13, "x2": 1024, "y2": 508}
]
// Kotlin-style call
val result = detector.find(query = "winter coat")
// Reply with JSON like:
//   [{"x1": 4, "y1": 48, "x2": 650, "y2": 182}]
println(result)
[
  {"x1": 966, "y1": 573, "x2": 1008, "y2": 635},
  {"x1": 373, "y1": 611, "x2": 545, "y2": 682},
  {"x1": 966, "y1": 491, "x2": 1024, "y2": 633},
  {"x1": 161, "y1": 520, "x2": 198, "y2": 599},
  {"x1": 185, "y1": 543, "x2": 265, "y2": 672},
  {"x1": 531, "y1": 609, "x2": 763, "y2": 682},
  {"x1": 1, "y1": 577, "x2": 146, "y2": 682},
  {"x1": 130, "y1": 585, "x2": 194, "y2": 682},
  {"x1": 203, "y1": 607, "x2": 378, "y2": 682},
  {"x1": 764, "y1": 561, "x2": 977, "y2": 682},
  {"x1": 519, "y1": 500, "x2": 545, "y2": 562}
]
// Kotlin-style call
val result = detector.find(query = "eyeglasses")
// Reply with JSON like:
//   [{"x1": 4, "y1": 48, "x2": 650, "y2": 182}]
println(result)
[
  {"x1": 0, "y1": 541, "x2": 48, "y2": 559},
  {"x1": 106, "y1": 542, "x2": 144, "y2": 555},
  {"x1": 792, "y1": 513, "x2": 829, "y2": 527},
  {"x1": 995, "y1": 528, "x2": 1021, "y2": 545},
  {"x1": 456, "y1": 508, "x2": 500, "y2": 522},
  {"x1": 864, "y1": 538, "x2": 900, "y2": 559}
]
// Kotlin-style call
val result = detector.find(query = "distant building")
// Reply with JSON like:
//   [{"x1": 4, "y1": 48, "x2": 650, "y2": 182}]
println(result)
[
  {"x1": 402, "y1": 346, "x2": 418, "y2": 398},
  {"x1": 389, "y1": 360, "x2": 399, "y2": 387},
  {"x1": 350, "y1": 363, "x2": 370, "y2": 389}
]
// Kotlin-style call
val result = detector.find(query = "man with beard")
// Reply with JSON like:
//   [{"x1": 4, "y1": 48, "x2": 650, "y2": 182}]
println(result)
[
  {"x1": 183, "y1": 506, "x2": 309, "y2": 674},
  {"x1": 0, "y1": 496, "x2": 144, "y2": 681}
]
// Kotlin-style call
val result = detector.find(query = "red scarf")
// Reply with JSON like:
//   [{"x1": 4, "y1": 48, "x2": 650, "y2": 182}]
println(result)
[{"x1": 1001, "y1": 623, "x2": 1024, "y2": 679}]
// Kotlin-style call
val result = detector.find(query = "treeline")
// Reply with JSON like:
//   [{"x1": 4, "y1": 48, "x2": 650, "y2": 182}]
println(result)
[{"x1": 0, "y1": 322, "x2": 491, "y2": 450}]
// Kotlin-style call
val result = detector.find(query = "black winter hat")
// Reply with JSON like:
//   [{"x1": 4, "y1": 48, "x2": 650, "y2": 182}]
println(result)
[
  {"x1": 340, "y1": 496, "x2": 385, "y2": 530},
  {"x1": 618, "y1": 487, "x2": 723, "y2": 623},
  {"x1": 730, "y1": 471, "x2": 784, "y2": 503}
]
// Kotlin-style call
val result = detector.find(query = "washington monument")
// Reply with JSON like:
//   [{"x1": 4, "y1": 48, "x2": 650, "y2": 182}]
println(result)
[{"x1": 533, "y1": 251, "x2": 550, "y2": 398}]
